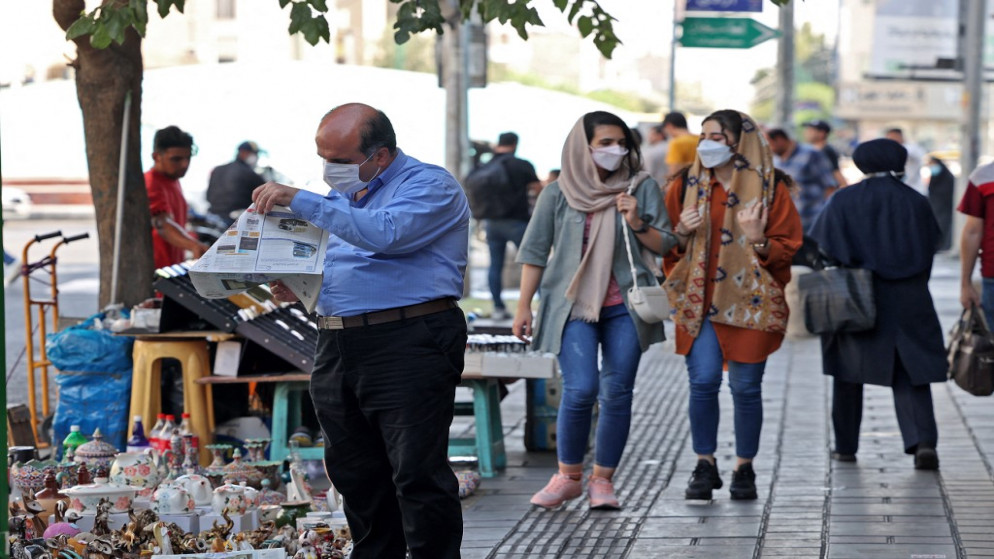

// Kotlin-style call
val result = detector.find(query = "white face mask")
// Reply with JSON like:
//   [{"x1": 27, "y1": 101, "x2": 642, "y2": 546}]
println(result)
[
  {"x1": 589, "y1": 144, "x2": 628, "y2": 172},
  {"x1": 697, "y1": 139, "x2": 734, "y2": 169},
  {"x1": 244, "y1": 154, "x2": 259, "y2": 168},
  {"x1": 323, "y1": 152, "x2": 379, "y2": 196}
]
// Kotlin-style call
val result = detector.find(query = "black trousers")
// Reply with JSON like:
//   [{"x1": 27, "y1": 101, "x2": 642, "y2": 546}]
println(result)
[
  {"x1": 309, "y1": 307, "x2": 467, "y2": 559},
  {"x1": 832, "y1": 353, "x2": 938, "y2": 456}
]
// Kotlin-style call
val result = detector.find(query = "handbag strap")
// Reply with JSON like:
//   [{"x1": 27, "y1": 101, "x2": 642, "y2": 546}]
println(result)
[{"x1": 621, "y1": 178, "x2": 642, "y2": 284}]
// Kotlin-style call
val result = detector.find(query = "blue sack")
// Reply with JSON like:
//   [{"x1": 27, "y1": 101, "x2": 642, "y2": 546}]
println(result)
[
  {"x1": 48, "y1": 311, "x2": 134, "y2": 455},
  {"x1": 46, "y1": 311, "x2": 133, "y2": 373},
  {"x1": 53, "y1": 370, "x2": 132, "y2": 455}
]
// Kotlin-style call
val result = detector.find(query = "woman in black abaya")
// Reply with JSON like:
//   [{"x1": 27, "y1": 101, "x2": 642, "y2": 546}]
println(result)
[{"x1": 809, "y1": 138, "x2": 946, "y2": 470}]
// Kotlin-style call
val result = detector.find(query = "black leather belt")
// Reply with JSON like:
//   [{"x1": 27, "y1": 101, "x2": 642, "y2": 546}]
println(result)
[{"x1": 316, "y1": 298, "x2": 458, "y2": 329}]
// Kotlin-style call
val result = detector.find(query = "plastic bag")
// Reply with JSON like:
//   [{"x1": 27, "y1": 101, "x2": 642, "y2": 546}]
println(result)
[
  {"x1": 53, "y1": 371, "x2": 132, "y2": 456},
  {"x1": 46, "y1": 311, "x2": 133, "y2": 373}
]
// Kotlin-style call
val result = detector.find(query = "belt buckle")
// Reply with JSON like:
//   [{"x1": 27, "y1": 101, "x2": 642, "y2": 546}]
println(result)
[{"x1": 321, "y1": 316, "x2": 345, "y2": 329}]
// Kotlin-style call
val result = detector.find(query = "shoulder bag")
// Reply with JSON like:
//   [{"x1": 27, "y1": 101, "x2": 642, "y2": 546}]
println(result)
[
  {"x1": 796, "y1": 260, "x2": 875, "y2": 334},
  {"x1": 947, "y1": 303, "x2": 994, "y2": 396},
  {"x1": 622, "y1": 179, "x2": 669, "y2": 324}
]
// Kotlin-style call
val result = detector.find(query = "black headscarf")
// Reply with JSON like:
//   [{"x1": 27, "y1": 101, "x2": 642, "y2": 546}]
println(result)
[{"x1": 809, "y1": 138, "x2": 940, "y2": 280}]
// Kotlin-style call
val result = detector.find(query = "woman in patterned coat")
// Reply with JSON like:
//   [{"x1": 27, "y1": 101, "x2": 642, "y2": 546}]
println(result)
[{"x1": 663, "y1": 110, "x2": 802, "y2": 501}]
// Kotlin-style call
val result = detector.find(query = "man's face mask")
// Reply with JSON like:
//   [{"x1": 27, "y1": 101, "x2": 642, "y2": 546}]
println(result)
[{"x1": 323, "y1": 151, "x2": 379, "y2": 196}]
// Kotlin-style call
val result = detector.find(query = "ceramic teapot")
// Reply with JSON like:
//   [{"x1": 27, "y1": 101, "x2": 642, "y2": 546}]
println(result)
[
  {"x1": 174, "y1": 474, "x2": 213, "y2": 507},
  {"x1": 152, "y1": 482, "x2": 196, "y2": 515},
  {"x1": 109, "y1": 450, "x2": 161, "y2": 498}
]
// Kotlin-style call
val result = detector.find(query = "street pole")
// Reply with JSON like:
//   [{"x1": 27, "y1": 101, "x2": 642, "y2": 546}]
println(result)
[
  {"x1": 669, "y1": 0, "x2": 680, "y2": 112},
  {"x1": 958, "y1": 0, "x2": 985, "y2": 239},
  {"x1": 775, "y1": 0, "x2": 795, "y2": 129},
  {"x1": 443, "y1": 0, "x2": 468, "y2": 181}
]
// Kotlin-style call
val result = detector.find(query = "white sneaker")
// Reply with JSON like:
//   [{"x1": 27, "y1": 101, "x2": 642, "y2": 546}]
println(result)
[{"x1": 491, "y1": 308, "x2": 511, "y2": 320}]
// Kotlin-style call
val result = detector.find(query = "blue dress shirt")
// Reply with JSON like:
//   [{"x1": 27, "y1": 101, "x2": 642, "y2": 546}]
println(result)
[{"x1": 289, "y1": 149, "x2": 470, "y2": 316}]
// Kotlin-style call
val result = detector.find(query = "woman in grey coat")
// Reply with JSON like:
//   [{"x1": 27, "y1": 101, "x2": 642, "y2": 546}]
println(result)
[
  {"x1": 809, "y1": 138, "x2": 946, "y2": 470},
  {"x1": 512, "y1": 111, "x2": 677, "y2": 510}
]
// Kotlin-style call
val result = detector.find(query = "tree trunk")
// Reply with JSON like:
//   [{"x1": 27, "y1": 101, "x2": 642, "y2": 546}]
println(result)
[{"x1": 54, "y1": 0, "x2": 154, "y2": 308}]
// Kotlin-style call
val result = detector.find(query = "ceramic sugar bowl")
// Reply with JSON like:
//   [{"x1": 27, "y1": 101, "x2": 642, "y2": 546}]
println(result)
[
  {"x1": 63, "y1": 478, "x2": 137, "y2": 514},
  {"x1": 174, "y1": 474, "x2": 213, "y2": 507},
  {"x1": 110, "y1": 451, "x2": 161, "y2": 498},
  {"x1": 72, "y1": 429, "x2": 119, "y2": 474},
  {"x1": 211, "y1": 483, "x2": 251, "y2": 516},
  {"x1": 152, "y1": 483, "x2": 196, "y2": 515}
]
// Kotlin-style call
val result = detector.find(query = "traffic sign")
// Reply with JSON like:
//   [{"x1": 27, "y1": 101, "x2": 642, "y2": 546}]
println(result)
[
  {"x1": 686, "y1": 0, "x2": 762, "y2": 12},
  {"x1": 679, "y1": 17, "x2": 781, "y2": 49}
]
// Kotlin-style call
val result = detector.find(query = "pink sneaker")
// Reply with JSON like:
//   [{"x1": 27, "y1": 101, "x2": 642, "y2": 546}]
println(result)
[
  {"x1": 530, "y1": 473, "x2": 583, "y2": 509},
  {"x1": 588, "y1": 475, "x2": 621, "y2": 510}
]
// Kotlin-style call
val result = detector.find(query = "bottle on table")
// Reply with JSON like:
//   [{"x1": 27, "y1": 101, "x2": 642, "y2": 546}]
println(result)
[
  {"x1": 179, "y1": 412, "x2": 199, "y2": 453},
  {"x1": 126, "y1": 415, "x2": 152, "y2": 453},
  {"x1": 62, "y1": 424, "x2": 88, "y2": 461},
  {"x1": 149, "y1": 413, "x2": 166, "y2": 451}
]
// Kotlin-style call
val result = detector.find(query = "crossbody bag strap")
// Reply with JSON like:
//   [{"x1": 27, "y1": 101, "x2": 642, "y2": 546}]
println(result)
[{"x1": 621, "y1": 178, "x2": 641, "y2": 285}]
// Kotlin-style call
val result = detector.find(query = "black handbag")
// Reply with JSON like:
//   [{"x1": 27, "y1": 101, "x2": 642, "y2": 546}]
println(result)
[
  {"x1": 797, "y1": 266, "x2": 876, "y2": 334},
  {"x1": 947, "y1": 304, "x2": 994, "y2": 396}
]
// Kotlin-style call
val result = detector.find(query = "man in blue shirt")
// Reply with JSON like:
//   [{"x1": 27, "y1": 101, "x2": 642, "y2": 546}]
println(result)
[
  {"x1": 767, "y1": 128, "x2": 838, "y2": 232},
  {"x1": 253, "y1": 103, "x2": 470, "y2": 559}
]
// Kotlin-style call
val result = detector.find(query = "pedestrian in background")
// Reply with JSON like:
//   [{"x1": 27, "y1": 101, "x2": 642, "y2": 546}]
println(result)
[
  {"x1": 663, "y1": 110, "x2": 802, "y2": 501},
  {"x1": 662, "y1": 111, "x2": 697, "y2": 175},
  {"x1": 472, "y1": 132, "x2": 541, "y2": 320},
  {"x1": 767, "y1": 127, "x2": 838, "y2": 232},
  {"x1": 513, "y1": 111, "x2": 676, "y2": 510},
  {"x1": 885, "y1": 128, "x2": 927, "y2": 194},
  {"x1": 958, "y1": 160, "x2": 994, "y2": 328},
  {"x1": 802, "y1": 120, "x2": 848, "y2": 189},
  {"x1": 145, "y1": 125, "x2": 209, "y2": 269},
  {"x1": 925, "y1": 155, "x2": 955, "y2": 252},
  {"x1": 207, "y1": 140, "x2": 267, "y2": 226},
  {"x1": 809, "y1": 138, "x2": 944, "y2": 470}
]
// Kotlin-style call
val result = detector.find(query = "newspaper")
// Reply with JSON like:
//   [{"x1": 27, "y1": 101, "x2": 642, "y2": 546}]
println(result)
[{"x1": 189, "y1": 204, "x2": 328, "y2": 312}]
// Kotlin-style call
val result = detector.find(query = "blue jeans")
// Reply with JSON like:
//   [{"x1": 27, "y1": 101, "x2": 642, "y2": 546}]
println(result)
[
  {"x1": 485, "y1": 219, "x2": 528, "y2": 310},
  {"x1": 685, "y1": 318, "x2": 767, "y2": 459},
  {"x1": 981, "y1": 278, "x2": 994, "y2": 329},
  {"x1": 556, "y1": 303, "x2": 642, "y2": 468}
]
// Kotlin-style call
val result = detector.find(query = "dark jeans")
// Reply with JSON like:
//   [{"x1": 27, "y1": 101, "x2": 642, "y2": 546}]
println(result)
[
  {"x1": 832, "y1": 353, "x2": 938, "y2": 455},
  {"x1": 309, "y1": 307, "x2": 467, "y2": 559},
  {"x1": 485, "y1": 219, "x2": 528, "y2": 310}
]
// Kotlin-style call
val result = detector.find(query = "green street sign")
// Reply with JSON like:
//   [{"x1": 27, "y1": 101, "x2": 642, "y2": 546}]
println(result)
[{"x1": 679, "y1": 17, "x2": 781, "y2": 49}]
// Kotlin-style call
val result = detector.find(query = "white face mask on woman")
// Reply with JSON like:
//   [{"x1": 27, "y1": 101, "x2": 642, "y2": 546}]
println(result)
[
  {"x1": 323, "y1": 152, "x2": 379, "y2": 196},
  {"x1": 697, "y1": 139, "x2": 734, "y2": 169},
  {"x1": 589, "y1": 145, "x2": 628, "y2": 172}
]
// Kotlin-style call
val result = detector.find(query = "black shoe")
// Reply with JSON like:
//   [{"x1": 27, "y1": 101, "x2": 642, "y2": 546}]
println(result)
[
  {"x1": 685, "y1": 459, "x2": 722, "y2": 500},
  {"x1": 831, "y1": 452, "x2": 857, "y2": 462},
  {"x1": 914, "y1": 447, "x2": 939, "y2": 470},
  {"x1": 729, "y1": 463, "x2": 758, "y2": 500}
]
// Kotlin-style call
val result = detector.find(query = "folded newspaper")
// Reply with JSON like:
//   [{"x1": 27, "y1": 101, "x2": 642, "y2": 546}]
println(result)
[{"x1": 189, "y1": 204, "x2": 328, "y2": 313}]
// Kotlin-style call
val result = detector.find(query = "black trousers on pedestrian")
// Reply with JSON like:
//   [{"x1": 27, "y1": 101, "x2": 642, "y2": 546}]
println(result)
[
  {"x1": 309, "y1": 307, "x2": 467, "y2": 559},
  {"x1": 832, "y1": 353, "x2": 938, "y2": 456}
]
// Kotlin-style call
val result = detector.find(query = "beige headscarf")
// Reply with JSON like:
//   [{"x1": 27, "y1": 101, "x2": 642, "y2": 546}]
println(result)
[
  {"x1": 663, "y1": 111, "x2": 788, "y2": 337},
  {"x1": 558, "y1": 115, "x2": 650, "y2": 322}
]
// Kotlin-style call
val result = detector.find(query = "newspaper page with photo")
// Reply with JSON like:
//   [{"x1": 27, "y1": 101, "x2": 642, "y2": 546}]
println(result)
[{"x1": 189, "y1": 204, "x2": 328, "y2": 312}]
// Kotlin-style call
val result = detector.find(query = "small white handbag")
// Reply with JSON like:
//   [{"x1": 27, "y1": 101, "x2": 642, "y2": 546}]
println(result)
[{"x1": 622, "y1": 180, "x2": 670, "y2": 324}]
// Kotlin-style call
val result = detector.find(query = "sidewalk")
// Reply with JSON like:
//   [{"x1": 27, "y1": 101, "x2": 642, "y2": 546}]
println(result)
[{"x1": 455, "y1": 254, "x2": 994, "y2": 558}]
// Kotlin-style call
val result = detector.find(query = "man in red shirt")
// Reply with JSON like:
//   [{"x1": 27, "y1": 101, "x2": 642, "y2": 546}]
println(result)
[
  {"x1": 145, "y1": 126, "x2": 209, "y2": 269},
  {"x1": 958, "y1": 161, "x2": 994, "y2": 326}
]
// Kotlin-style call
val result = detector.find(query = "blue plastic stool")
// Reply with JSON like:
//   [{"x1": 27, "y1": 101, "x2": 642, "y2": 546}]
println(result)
[
  {"x1": 270, "y1": 381, "x2": 324, "y2": 464},
  {"x1": 449, "y1": 378, "x2": 506, "y2": 477}
]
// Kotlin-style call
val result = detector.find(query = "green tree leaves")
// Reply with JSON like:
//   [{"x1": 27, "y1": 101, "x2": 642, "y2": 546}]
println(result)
[{"x1": 65, "y1": 0, "x2": 793, "y2": 58}]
